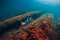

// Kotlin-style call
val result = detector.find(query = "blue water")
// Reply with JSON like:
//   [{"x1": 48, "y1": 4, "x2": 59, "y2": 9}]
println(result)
[{"x1": 1, "y1": 0, "x2": 60, "y2": 21}]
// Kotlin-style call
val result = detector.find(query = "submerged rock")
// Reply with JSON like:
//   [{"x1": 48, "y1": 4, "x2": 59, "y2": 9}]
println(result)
[{"x1": 0, "y1": 11, "x2": 60, "y2": 40}]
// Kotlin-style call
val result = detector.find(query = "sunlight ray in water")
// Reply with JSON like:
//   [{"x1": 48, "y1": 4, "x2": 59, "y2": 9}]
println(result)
[{"x1": 35, "y1": 0, "x2": 60, "y2": 5}]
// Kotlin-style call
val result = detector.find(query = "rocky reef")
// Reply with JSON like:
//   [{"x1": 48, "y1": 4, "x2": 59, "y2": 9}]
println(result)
[{"x1": 0, "y1": 11, "x2": 60, "y2": 40}]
